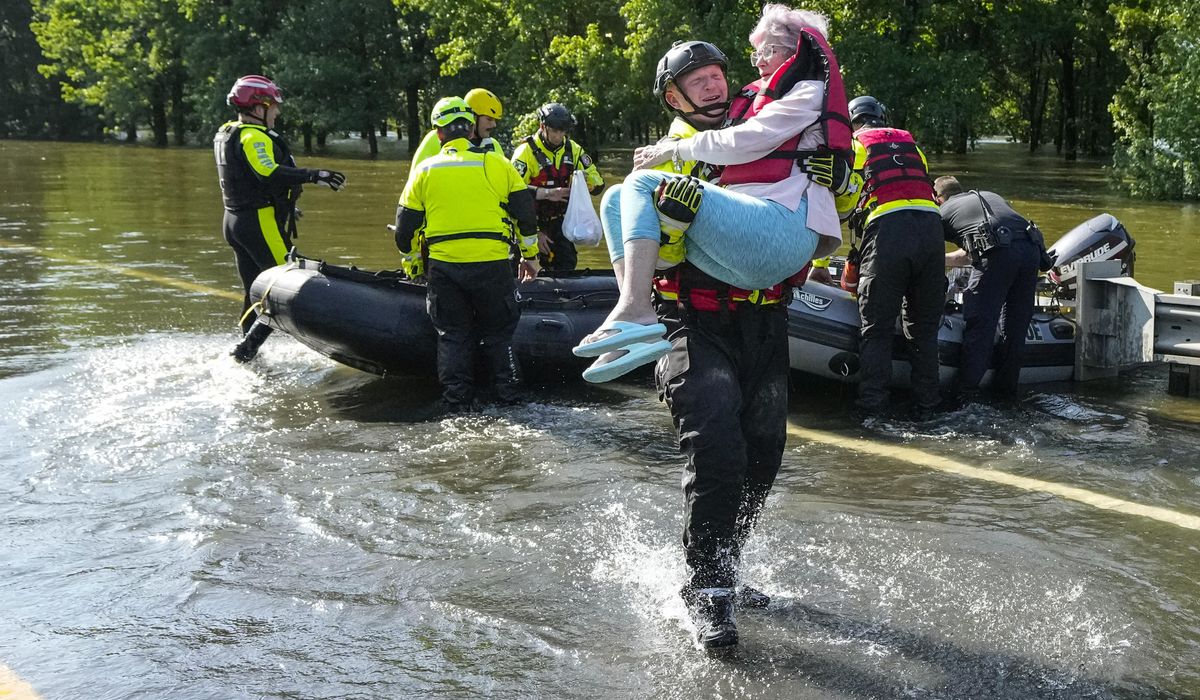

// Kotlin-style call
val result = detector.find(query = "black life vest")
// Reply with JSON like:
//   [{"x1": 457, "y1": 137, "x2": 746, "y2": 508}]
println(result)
[{"x1": 213, "y1": 122, "x2": 302, "y2": 213}]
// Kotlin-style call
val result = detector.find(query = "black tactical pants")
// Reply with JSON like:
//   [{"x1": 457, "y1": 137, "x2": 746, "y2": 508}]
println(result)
[
  {"x1": 655, "y1": 300, "x2": 790, "y2": 591},
  {"x1": 426, "y1": 259, "x2": 522, "y2": 406},
  {"x1": 856, "y1": 210, "x2": 946, "y2": 412},
  {"x1": 959, "y1": 238, "x2": 1042, "y2": 396},
  {"x1": 537, "y1": 217, "x2": 578, "y2": 272}
]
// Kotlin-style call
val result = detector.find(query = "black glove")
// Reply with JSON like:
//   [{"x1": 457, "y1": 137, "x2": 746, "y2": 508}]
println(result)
[
  {"x1": 798, "y1": 152, "x2": 852, "y2": 196},
  {"x1": 311, "y1": 169, "x2": 346, "y2": 191},
  {"x1": 654, "y1": 176, "x2": 704, "y2": 227}
]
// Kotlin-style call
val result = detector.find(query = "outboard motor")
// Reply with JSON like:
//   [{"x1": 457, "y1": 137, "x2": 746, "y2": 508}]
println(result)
[{"x1": 1045, "y1": 213, "x2": 1135, "y2": 299}]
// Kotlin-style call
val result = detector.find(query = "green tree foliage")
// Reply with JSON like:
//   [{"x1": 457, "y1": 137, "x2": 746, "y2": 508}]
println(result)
[
  {"x1": 1110, "y1": 0, "x2": 1200, "y2": 199},
  {"x1": 0, "y1": 0, "x2": 92, "y2": 137},
  {"x1": 31, "y1": 0, "x2": 189, "y2": 145},
  {"x1": 7, "y1": 0, "x2": 1198, "y2": 199}
]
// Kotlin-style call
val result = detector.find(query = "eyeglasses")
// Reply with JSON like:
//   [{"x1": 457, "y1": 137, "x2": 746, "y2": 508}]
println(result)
[{"x1": 750, "y1": 43, "x2": 794, "y2": 64}]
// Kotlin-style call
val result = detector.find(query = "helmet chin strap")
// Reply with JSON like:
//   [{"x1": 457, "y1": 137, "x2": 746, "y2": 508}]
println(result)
[{"x1": 671, "y1": 84, "x2": 729, "y2": 129}]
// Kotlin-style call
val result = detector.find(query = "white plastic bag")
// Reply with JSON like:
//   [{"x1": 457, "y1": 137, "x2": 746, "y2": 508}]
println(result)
[{"x1": 561, "y1": 170, "x2": 603, "y2": 246}]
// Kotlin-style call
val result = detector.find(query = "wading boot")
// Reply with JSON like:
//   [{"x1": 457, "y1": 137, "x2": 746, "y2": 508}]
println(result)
[
  {"x1": 230, "y1": 318, "x2": 272, "y2": 363},
  {"x1": 738, "y1": 585, "x2": 770, "y2": 610},
  {"x1": 683, "y1": 587, "x2": 737, "y2": 651}
]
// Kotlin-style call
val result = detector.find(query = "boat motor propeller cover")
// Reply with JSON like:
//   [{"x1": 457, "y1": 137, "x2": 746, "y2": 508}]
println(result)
[{"x1": 1046, "y1": 213, "x2": 1136, "y2": 299}]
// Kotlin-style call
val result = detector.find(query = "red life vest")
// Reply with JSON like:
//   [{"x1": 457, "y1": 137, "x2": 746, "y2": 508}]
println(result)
[
  {"x1": 653, "y1": 262, "x2": 808, "y2": 312},
  {"x1": 854, "y1": 127, "x2": 935, "y2": 206},
  {"x1": 525, "y1": 135, "x2": 576, "y2": 219},
  {"x1": 720, "y1": 28, "x2": 852, "y2": 186}
]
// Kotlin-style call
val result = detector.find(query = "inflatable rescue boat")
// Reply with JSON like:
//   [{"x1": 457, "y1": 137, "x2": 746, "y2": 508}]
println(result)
[{"x1": 249, "y1": 213, "x2": 1135, "y2": 386}]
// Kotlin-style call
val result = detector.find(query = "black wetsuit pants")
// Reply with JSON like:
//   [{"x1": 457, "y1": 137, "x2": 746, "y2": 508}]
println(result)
[
  {"x1": 655, "y1": 300, "x2": 790, "y2": 591},
  {"x1": 426, "y1": 259, "x2": 522, "y2": 406},
  {"x1": 223, "y1": 206, "x2": 289, "y2": 335},
  {"x1": 537, "y1": 217, "x2": 578, "y2": 272},
  {"x1": 959, "y1": 239, "x2": 1042, "y2": 396},
  {"x1": 856, "y1": 210, "x2": 946, "y2": 412}
]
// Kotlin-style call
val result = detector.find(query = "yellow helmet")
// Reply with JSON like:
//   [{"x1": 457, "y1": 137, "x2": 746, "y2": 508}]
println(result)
[
  {"x1": 430, "y1": 96, "x2": 475, "y2": 127},
  {"x1": 465, "y1": 88, "x2": 503, "y2": 120}
]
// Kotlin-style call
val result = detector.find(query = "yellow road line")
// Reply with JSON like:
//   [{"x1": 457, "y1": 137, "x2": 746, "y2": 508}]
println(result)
[
  {"x1": 788, "y1": 423, "x2": 1200, "y2": 531},
  {"x1": 0, "y1": 663, "x2": 40, "y2": 700},
  {"x1": 0, "y1": 238, "x2": 241, "y2": 301}
]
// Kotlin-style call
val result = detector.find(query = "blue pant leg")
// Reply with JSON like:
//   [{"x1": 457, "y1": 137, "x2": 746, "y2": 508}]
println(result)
[
  {"x1": 618, "y1": 170, "x2": 818, "y2": 290},
  {"x1": 600, "y1": 184, "x2": 625, "y2": 263}
]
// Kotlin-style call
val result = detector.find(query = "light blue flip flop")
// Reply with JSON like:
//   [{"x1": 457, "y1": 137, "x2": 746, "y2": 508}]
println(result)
[
  {"x1": 582, "y1": 339, "x2": 673, "y2": 383},
  {"x1": 572, "y1": 320, "x2": 668, "y2": 358}
]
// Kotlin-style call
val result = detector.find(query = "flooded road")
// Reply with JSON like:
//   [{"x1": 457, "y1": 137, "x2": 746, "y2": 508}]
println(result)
[{"x1": 1, "y1": 139, "x2": 1199, "y2": 698}]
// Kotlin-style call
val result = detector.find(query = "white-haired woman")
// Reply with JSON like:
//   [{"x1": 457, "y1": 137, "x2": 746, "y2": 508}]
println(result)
[{"x1": 577, "y1": 4, "x2": 844, "y2": 382}]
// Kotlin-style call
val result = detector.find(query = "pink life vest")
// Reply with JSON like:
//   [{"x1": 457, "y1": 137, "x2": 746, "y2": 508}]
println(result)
[
  {"x1": 854, "y1": 127, "x2": 936, "y2": 205},
  {"x1": 720, "y1": 27, "x2": 852, "y2": 186}
]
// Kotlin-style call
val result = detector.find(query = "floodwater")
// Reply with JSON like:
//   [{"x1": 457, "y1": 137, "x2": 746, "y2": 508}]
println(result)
[{"x1": 1, "y1": 139, "x2": 1199, "y2": 699}]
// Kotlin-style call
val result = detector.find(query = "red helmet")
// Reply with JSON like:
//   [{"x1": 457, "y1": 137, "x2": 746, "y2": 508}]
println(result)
[{"x1": 227, "y1": 75, "x2": 284, "y2": 109}]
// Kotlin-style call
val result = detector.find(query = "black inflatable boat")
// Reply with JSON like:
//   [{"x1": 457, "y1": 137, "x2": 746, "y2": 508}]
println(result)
[{"x1": 249, "y1": 213, "x2": 1135, "y2": 386}]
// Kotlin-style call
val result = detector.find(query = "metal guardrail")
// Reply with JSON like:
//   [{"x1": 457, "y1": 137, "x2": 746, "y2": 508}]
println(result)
[{"x1": 1074, "y1": 262, "x2": 1200, "y2": 396}]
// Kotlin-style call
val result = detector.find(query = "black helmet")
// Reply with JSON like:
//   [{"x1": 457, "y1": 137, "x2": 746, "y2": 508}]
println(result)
[
  {"x1": 849, "y1": 95, "x2": 888, "y2": 128},
  {"x1": 653, "y1": 40, "x2": 729, "y2": 99},
  {"x1": 537, "y1": 103, "x2": 575, "y2": 130}
]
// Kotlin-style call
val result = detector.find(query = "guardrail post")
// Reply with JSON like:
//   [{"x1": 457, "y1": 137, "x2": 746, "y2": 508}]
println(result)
[
  {"x1": 1162, "y1": 280, "x2": 1200, "y2": 397},
  {"x1": 1074, "y1": 260, "x2": 1158, "y2": 381}
]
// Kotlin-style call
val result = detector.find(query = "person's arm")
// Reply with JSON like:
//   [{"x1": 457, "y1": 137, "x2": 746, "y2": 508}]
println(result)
[
  {"x1": 507, "y1": 171, "x2": 541, "y2": 280},
  {"x1": 676, "y1": 80, "x2": 822, "y2": 165},
  {"x1": 577, "y1": 147, "x2": 605, "y2": 195},
  {"x1": 241, "y1": 129, "x2": 343, "y2": 189},
  {"x1": 393, "y1": 205, "x2": 425, "y2": 253},
  {"x1": 946, "y1": 249, "x2": 969, "y2": 267},
  {"x1": 395, "y1": 169, "x2": 426, "y2": 253}
]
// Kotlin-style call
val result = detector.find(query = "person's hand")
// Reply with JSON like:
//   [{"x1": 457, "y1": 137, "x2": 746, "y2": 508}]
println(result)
[
  {"x1": 311, "y1": 169, "x2": 347, "y2": 191},
  {"x1": 542, "y1": 187, "x2": 570, "y2": 202},
  {"x1": 634, "y1": 140, "x2": 676, "y2": 170},
  {"x1": 807, "y1": 266, "x2": 834, "y2": 286},
  {"x1": 798, "y1": 153, "x2": 851, "y2": 195},
  {"x1": 538, "y1": 232, "x2": 552, "y2": 254},
  {"x1": 518, "y1": 258, "x2": 540, "y2": 282},
  {"x1": 655, "y1": 176, "x2": 704, "y2": 228}
]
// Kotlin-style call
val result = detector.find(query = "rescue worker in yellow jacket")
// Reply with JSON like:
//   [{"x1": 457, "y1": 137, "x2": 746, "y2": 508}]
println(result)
[
  {"x1": 410, "y1": 88, "x2": 506, "y2": 166},
  {"x1": 395, "y1": 97, "x2": 540, "y2": 410},
  {"x1": 510, "y1": 103, "x2": 605, "y2": 271},
  {"x1": 214, "y1": 74, "x2": 346, "y2": 363}
]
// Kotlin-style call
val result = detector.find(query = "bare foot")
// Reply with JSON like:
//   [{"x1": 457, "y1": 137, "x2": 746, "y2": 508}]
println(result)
[{"x1": 579, "y1": 304, "x2": 659, "y2": 347}]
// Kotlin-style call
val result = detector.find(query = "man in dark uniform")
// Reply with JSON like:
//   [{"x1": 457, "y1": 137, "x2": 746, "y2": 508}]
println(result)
[
  {"x1": 395, "y1": 97, "x2": 540, "y2": 410},
  {"x1": 214, "y1": 74, "x2": 345, "y2": 362},
  {"x1": 935, "y1": 176, "x2": 1045, "y2": 401}
]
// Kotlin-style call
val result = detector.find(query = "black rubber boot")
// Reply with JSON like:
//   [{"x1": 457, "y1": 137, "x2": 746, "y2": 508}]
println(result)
[
  {"x1": 230, "y1": 318, "x2": 272, "y2": 363},
  {"x1": 738, "y1": 585, "x2": 770, "y2": 610},
  {"x1": 683, "y1": 587, "x2": 738, "y2": 651}
]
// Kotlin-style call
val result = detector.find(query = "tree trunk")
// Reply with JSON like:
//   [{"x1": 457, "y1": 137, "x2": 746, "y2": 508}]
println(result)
[
  {"x1": 1057, "y1": 41, "x2": 1077, "y2": 161},
  {"x1": 171, "y1": 74, "x2": 186, "y2": 146},
  {"x1": 317, "y1": 131, "x2": 327, "y2": 148},
  {"x1": 303, "y1": 123, "x2": 313, "y2": 153},
  {"x1": 125, "y1": 120, "x2": 138, "y2": 142},
  {"x1": 365, "y1": 121, "x2": 378, "y2": 157},
  {"x1": 151, "y1": 85, "x2": 168, "y2": 147},
  {"x1": 406, "y1": 83, "x2": 421, "y2": 156}
]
